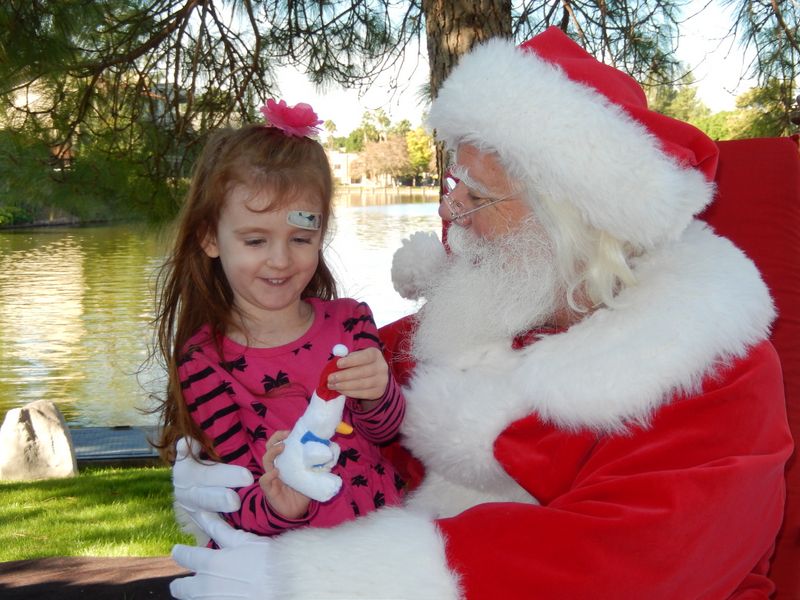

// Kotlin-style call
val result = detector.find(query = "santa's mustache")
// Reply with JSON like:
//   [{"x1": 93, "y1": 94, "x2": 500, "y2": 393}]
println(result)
[{"x1": 411, "y1": 222, "x2": 562, "y2": 364}]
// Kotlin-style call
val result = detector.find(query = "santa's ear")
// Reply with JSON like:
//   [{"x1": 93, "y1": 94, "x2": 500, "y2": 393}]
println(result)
[{"x1": 200, "y1": 231, "x2": 219, "y2": 258}]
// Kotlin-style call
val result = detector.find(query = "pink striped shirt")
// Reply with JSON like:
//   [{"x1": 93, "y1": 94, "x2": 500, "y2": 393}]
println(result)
[{"x1": 178, "y1": 298, "x2": 405, "y2": 536}]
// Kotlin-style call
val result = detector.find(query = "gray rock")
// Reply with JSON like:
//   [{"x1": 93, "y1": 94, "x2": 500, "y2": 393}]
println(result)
[{"x1": 0, "y1": 400, "x2": 78, "y2": 481}]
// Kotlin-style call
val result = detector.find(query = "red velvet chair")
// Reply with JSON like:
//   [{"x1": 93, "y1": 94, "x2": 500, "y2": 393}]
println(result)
[{"x1": 699, "y1": 136, "x2": 800, "y2": 599}]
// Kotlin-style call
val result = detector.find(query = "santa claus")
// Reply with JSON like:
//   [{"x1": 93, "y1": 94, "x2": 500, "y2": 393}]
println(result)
[{"x1": 169, "y1": 27, "x2": 792, "y2": 599}]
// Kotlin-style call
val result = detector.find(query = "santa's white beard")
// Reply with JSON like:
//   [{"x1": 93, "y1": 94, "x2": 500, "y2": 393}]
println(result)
[{"x1": 411, "y1": 222, "x2": 562, "y2": 364}]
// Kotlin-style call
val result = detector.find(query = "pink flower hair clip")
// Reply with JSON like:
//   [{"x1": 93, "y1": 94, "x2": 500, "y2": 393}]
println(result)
[{"x1": 259, "y1": 99, "x2": 323, "y2": 138}]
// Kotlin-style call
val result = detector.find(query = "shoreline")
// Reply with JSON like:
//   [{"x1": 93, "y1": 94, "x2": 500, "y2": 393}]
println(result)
[{"x1": 0, "y1": 187, "x2": 440, "y2": 229}]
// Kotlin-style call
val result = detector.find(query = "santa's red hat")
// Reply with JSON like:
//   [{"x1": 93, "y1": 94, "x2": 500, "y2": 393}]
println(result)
[{"x1": 427, "y1": 27, "x2": 719, "y2": 249}]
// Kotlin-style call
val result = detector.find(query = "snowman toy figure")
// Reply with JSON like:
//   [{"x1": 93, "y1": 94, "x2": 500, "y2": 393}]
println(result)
[{"x1": 273, "y1": 344, "x2": 354, "y2": 502}]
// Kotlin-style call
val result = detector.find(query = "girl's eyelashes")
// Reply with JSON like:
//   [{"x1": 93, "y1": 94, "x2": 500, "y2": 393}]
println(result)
[{"x1": 242, "y1": 236, "x2": 314, "y2": 246}]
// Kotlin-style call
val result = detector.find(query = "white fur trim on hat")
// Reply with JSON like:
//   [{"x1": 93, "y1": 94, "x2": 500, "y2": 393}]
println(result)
[
  {"x1": 427, "y1": 38, "x2": 716, "y2": 249},
  {"x1": 391, "y1": 231, "x2": 447, "y2": 300}
]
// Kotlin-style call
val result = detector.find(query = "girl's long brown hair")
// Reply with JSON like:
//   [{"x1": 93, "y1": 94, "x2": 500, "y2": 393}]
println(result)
[{"x1": 152, "y1": 124, "x2": 336, "y2": 462}]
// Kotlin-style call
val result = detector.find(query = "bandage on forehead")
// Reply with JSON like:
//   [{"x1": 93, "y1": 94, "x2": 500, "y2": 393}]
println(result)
[{"x1": 287, "y1": 211, "x2": 322, "y2": 230}]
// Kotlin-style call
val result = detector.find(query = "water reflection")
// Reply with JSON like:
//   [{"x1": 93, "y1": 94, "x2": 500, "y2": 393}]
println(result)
[
  {"x1": 0, "y1": 226, "x2": 168, "y2": 426},
  {"x1": 334, "y1": 187, "x2": 438, "y2": 208},
  {"x1": 0, "y1": 196, "x2": 441, "y2": 427},
  {"x1": 1, "y1": 236, "x2": 86, "y2": 406},
  {"x1": 328, "y1": 200, "x2": 441, "y2": 325}
]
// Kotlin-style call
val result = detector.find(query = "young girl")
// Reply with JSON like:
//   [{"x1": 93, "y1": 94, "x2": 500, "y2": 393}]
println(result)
[{"x1": 154, "y1": 99, "x2": 406, "y2": 538}]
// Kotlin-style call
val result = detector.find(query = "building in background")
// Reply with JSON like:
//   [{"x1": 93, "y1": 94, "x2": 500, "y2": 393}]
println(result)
[{"x1": 326, "y1": 149, "x2": 360, "y2": 185}]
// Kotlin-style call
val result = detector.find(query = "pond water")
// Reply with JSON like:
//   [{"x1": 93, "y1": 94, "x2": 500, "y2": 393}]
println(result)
[{"x1": 0, "y1": 194, "x2": 441, "y2": 427}]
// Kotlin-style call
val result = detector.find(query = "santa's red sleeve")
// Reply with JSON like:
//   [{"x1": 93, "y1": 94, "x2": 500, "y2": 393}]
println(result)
[{"x1": 438, "y1": 340, "x2": 791, "y2": 598}]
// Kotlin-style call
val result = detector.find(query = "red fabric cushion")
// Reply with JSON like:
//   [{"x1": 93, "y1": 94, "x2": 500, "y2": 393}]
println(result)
[
  {"x1": 698, "y1": 136, "x2": 800, "y2": 599},
  {"x1": 378, "y1": 314, "x2": 417, "y2": 388},
  {"x1": 379, "y1": 314, "x2": 426, "y2": 491}
]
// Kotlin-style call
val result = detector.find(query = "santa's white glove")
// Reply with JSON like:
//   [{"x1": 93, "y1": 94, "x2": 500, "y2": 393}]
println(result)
[
  {"x1": 170, "y1": 511, "x2": 278, "y2": 600},
  {"x1": 172, "y1": 437, "x2": 254, "y2": 545}
]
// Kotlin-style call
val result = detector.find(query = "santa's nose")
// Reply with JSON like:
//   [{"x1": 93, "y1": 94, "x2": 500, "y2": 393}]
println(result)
[{"x1": 439, "y1": 198, "x2": 457, "y2": 223}]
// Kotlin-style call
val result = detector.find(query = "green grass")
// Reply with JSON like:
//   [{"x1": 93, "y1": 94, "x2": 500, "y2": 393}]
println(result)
[{"x1": 0, "y1": 465, "x2": 193, "y2": 561}]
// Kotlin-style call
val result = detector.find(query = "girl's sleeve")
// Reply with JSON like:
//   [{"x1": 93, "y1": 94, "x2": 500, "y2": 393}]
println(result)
[
  {"x1": 178, "y1": 347, "x2": 319, "y2": 536},
  {"x1": 345, "y1": 301, "x2": 406, "y2": 444}
]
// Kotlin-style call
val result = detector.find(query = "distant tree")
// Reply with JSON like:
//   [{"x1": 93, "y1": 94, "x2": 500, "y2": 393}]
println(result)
[
  {"x1": 649, "y1": 74, "x2": 710, "y2": 123},
  {"x1": 647, "y1": 71, "x2": 713, "y2": 136},
  {"x1": 692, "y1": 111, "x2": 735, "y2": 141},
  {"x1": 337, "y1": 130, "x2": 367, "y2": 153},
  {"x1": 359, "y1": 109, "x2": 391, "y2": 143},
  {"x1": 374, "y1": 109, "x2": 393, "y2": 140},
  {"x1": 725, "y1": 0, "x2": 799, "y2": 130},
  {"x1": 323, "y1": 120, "x2": 338, "y2": 150},
  {"x1": 405, "y1": 127, "x2": 434, "y2": 184},
  {"x1": 358, "y1": 135, "x2": 411, "y2": 184},
  {"x1": 390, "y1": 119, "x2": 413, "y2": 137},
  {"x1": 728, "y1": 79, "x2": 796, "y2": 138},
  {"x1": 336, "y1": 109, "x2": 393, "y2": 152},
  {"x1": 654, "y1": 78, "x2": 797, "y2": 142}
]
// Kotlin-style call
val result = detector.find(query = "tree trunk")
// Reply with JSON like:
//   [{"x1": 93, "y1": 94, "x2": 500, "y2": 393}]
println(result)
[
  {"x1": 423, "y1": 0, "x2": 512, "y2": 99},
  {"x1": 422, "y1": 0, "x2": 512, "y2": 192}
]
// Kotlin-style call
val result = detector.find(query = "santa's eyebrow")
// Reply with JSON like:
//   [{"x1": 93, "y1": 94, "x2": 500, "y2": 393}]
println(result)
[{"x1": 449, "y1": 164, "x2": 493, "y2": 198}]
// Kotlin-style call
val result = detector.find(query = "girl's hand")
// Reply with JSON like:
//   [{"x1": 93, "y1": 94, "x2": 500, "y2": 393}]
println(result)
[
  {"x1": 327, "y1": 347, "x2": 389, "y2": 402},
  {"x1": 259, "y1": 431, "x2": 311, "y2": 520}
]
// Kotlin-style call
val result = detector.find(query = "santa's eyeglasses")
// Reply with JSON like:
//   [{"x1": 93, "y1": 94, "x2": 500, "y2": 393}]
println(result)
[{"x1": 443, "y1": 172, "x2": 514, "y2": 223}]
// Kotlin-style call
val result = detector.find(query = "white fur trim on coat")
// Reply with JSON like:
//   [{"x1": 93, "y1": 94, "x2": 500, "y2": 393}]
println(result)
[
  {"x1": 401, "y1": 222, "x2": 775, "y2": 485},
  {"x1": 269, "y1": 507, "x2": 462, "y2": 599},
  {"x1": 427, "y1": 38, "x2": 716, "y2": 249}
]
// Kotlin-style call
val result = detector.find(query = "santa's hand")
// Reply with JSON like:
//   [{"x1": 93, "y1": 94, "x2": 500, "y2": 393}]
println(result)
[
  {"x1": 170, "y1": 512, "x2": 278, "y2": 600},
  {"x1": 173, "y1": 437, "x2": 254, "y2": 543},
  {"x1": 174, "y1": 437, "x2": 254, "y2": 512}
]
